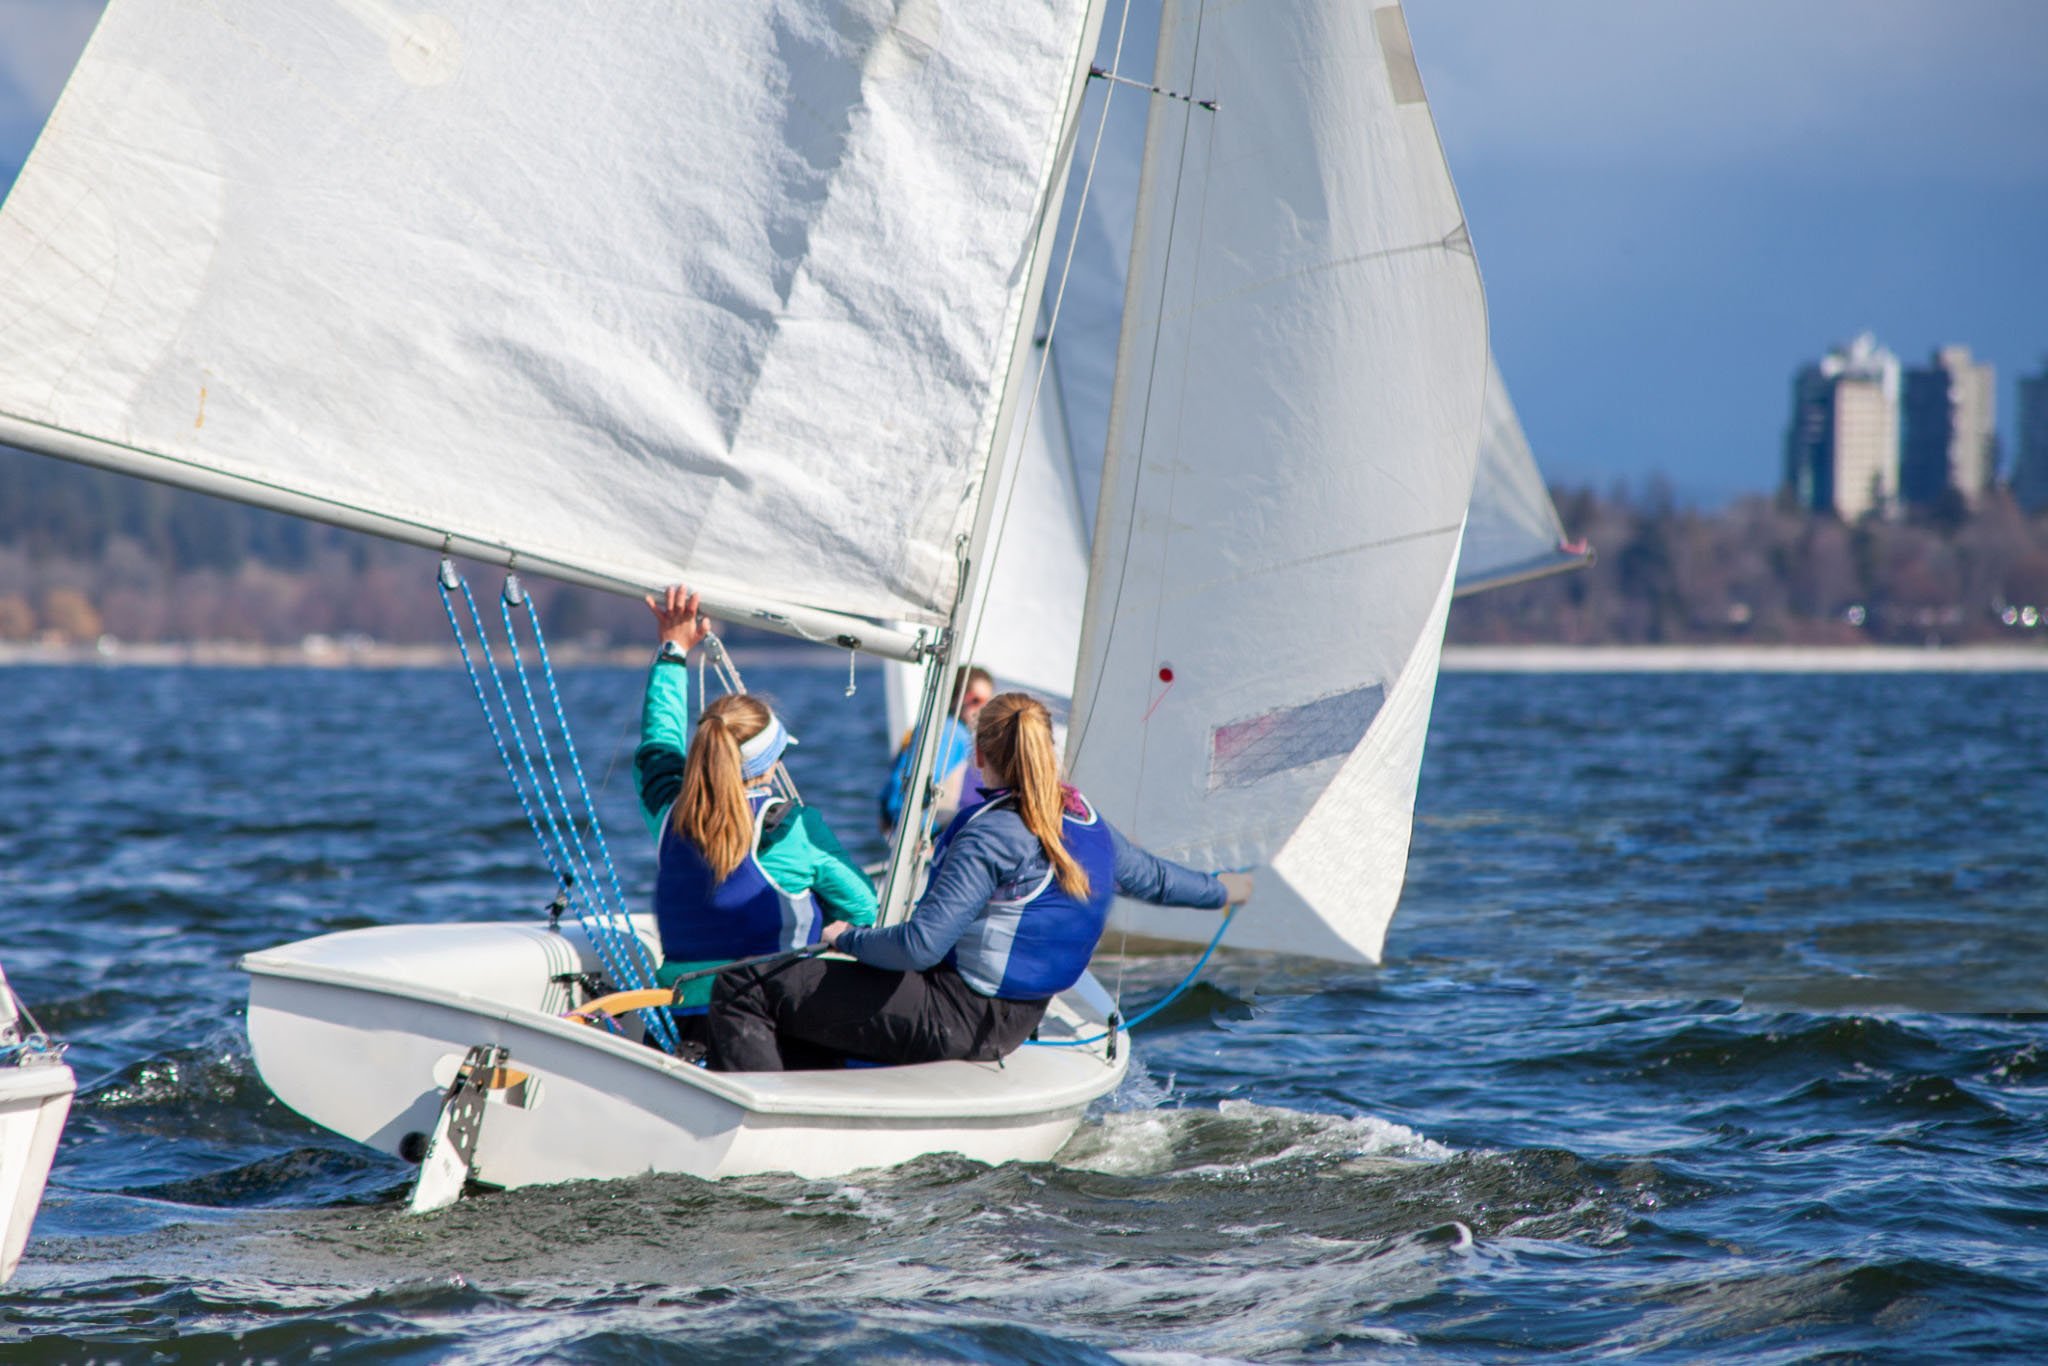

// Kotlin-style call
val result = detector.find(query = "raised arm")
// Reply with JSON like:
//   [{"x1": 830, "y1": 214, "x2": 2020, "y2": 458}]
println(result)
[
  {"x1": 633, "y1": 663, "x2": 690, "y2": 838},
  {"x1": 632, "y1": 586, "x2": 711, "y2": 837}
]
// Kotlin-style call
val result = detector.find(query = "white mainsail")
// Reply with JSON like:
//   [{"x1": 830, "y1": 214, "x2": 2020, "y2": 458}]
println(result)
[
  {"x1": 1067, "y1": 0, "x2": 1487, "y2": 965},
  {"x1": 1456, "y1": 355, "x2": 1592, "y2": 595},
  {"x1": 0, "y1": 1, "x2": 1099, "y2": 649},
  {"x1": 7, "y1": 1, "x2": 1147, "y2": 1195}
]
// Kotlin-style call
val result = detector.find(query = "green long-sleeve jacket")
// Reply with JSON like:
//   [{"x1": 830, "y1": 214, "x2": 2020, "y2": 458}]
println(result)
[{"x1": 634, "y1": 659, "x2": 877, "y2": 1006}]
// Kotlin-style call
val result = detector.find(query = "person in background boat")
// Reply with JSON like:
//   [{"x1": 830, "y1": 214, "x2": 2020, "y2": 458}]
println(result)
[
  {"x1": 636, "y1": 586, "x2": 878, "y2": 1049},
  {"x1": 709, "y1": 691, "x2": 1255, "y2": 1072},
  {"x1": 878, "y1": 665, "x2": 996, "y2": 833}
]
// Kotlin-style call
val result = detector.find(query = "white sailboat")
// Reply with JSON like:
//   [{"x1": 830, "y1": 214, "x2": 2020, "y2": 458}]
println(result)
[
  {"x1": 0, "y1": 964, "x2": 72, "y2": 1283},
  {"x1": 937, "y1": 5, "x2": 1589, "y2": 966},
  {"x1": 0, "y1": 0, "x2": 1525, "y2": 1192}
]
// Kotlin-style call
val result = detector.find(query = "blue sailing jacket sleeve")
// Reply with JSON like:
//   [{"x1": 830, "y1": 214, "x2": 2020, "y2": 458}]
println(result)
[
  {"x1": 1108, "y1": 822, "x2": 1227, "y2": 909},
  {"x1": 833, "y1": 814, "x2": 1007, "y2": 971},
  {"x1": 834, "y1": 807, "x2": 1225, "y2": 972}
]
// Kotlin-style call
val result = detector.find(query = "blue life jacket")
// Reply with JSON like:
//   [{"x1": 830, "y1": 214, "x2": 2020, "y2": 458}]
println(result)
[
  {"x1": 654, "y1": 791, "x2": 822, "y2": 974},
  {"x1": 942, "y1": 792, "x2": 1118, "y2": 1000}
]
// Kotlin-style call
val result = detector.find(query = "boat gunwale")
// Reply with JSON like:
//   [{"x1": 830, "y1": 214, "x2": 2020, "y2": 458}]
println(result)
[
  {"x1": 0, "y1": 1062, "x2": 76, "y2": 1104},
  {"x1": 241, "y1": 948, "x2": 1124, "y2": 1123}
]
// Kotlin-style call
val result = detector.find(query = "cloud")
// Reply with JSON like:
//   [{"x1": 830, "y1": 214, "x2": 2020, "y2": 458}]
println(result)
[{"x1": 1406, "y1": 0, "x2": 2048, "y2": 184}]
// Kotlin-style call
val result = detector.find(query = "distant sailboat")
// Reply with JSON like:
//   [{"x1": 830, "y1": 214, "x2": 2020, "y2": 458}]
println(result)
[
  {"x1": 1458, "y1": 355, "x2": 1593, "y2": 597},
  {"x1": 0, "y1": 0, "x2": 1553, "y2": 1190}
]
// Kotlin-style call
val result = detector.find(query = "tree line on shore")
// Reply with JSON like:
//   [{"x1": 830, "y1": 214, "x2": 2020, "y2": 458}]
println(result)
[
  {"x1": 8, "y1": 449, "x2": 2048, "y2": 649},
  {"x1": 1451, "y1": 482, "x2": 2048, "y2": 646}
]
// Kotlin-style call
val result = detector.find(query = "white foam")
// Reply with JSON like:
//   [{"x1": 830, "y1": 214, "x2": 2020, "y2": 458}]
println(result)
[{"x1": 1056, "y1": 1099, "x2": 1452, "y2": 1177}]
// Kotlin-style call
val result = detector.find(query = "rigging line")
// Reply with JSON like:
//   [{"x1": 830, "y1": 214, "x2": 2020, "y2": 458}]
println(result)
[
  {"x1": 502, "y1": 588, "x2": 654, "y2": 979},
  {"x1": 449, "y1": 571, "x2": 581, "y2": 889},
  {"x1": 438, "y1": 569, "x2": 567, "y2": 891},
  {"x1": 1068, "y1": 0, "x2": 1213, "y2": 773},
  {"x1": 445, "y1": 566, "x2": 670, "y2": 1047},
  {"x1": 699, "y1": 633, "x2": 802, "y2": 807},
  {"x1": 1027, "y1": 906, "x2": 1233, "y2": 1049},
  {"x1": 595, "y1": 688, "x2": 639, "y2": 804},
  {"x1": 501, "y1": 584, "x2": 678, "y2": 1052},
  {"x1": 913, "y1": 0, "x2": 1137, "y2": 858}
]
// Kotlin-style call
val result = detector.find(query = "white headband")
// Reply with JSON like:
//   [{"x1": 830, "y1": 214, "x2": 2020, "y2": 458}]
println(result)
[{"x1": 738, "y1": 713, "x2": 794, "y2": 779}]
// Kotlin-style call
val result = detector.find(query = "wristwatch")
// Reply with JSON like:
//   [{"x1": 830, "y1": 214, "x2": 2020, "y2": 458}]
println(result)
[{"x1": 656, "y1": 640, "x2": 689, "y2": 665}]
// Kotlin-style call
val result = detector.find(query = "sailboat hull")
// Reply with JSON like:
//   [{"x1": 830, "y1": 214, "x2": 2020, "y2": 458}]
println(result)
[
  {"x1": 242, "y1": 921, "x2": 1125, "y2": 1190},
  {"x1": 0, "y1": 1058, "x2": 73, "y2": 1284}
]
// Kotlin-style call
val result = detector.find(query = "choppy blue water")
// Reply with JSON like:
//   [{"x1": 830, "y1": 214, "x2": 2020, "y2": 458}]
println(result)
[{"x1": 5, "y1": 663, "x2": 2047, "y2": 1361}]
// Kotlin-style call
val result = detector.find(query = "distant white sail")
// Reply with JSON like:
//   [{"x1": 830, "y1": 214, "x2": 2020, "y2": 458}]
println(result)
[
  {"x1": 1456, "y1": 355, "x2": 1591, "y2": 595},
  {"x1": 1068, "y1": 0, "x2": 1486, "y2": 965},
  {"x1": 0, "y1": 1, "x2": 1097, "y2": 633}
]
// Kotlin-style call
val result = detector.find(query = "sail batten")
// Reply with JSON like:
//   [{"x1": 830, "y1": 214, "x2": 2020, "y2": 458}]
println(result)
[{"x1": 0, "y1": 0, "x2": 1099, "y2": 632}]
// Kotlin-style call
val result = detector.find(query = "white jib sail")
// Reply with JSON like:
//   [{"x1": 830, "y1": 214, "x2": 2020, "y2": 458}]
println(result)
[
  {"x1": 1456, "y1": 353, "x2": 1589, "y2": 595},
  {"x1": 1068, "y1": 0, "x2": 1488, "y2": 965},
  {"x1": 884, "y1": 337, "x2": 1092, "y2": 745},
  {"x1": 0, "y1": 0, "x2": 1096, "y2": 635}
]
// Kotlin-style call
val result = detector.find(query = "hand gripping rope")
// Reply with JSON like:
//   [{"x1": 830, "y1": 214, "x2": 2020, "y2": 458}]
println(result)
[{"x1": 438, "y1": 560, "x2": 680, "y2": 1054}]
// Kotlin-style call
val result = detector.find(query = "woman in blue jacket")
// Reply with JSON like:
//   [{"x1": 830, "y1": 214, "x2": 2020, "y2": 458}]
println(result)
[
  {"x1": 636, "y1": 587, "x2": 877, "y2": 1041},
  {"x1": 707, "y1": 691, "x2": 1252, "y2": 1071}
]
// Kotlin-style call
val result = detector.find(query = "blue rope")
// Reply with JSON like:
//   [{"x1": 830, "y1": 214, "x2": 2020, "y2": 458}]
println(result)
[
  {"x1": 437, "y1": 563, "x2": 677, "y2": 1053},
  {"x1": 504, "y1": 589, "x2": 645, "y2": 976},
  {"x1": 432, "y1": 581, "x2": 561, "y2": 892},
  {"x1": 494, "y1": 581, "x2": 677, "y2": 1054},
  {"x1": 453, "y1": 577, "x2": 656, "y2": 1031},
  {"x1": 1026, "y1": 909, "x2": 1234, "y2": 1049},
  {"x1": 444, "y1": 571, "x2": 632, "y2": 992},
  {"x1": 441, "y1": 576, "x2": 574, "y2": 888}
]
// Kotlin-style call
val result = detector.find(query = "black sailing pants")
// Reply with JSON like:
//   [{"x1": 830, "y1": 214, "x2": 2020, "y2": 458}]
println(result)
[{"x1": 707, "y1": 957, "x2": 1047, "y2": 1072}]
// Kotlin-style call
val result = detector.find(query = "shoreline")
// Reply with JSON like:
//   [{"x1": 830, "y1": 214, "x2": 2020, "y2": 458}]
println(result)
[
  {"x1": 4, "y1": 640, "x2": 2048, "y2": 672},
  {"x1": 1440, "y1": 643, "x2": 2048, "y2": 673}
]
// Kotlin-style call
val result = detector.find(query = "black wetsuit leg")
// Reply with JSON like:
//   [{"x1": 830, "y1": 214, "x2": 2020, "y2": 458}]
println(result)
[{"x1": 707, "y1": 958, "x2": 1047, "y2": 1072}]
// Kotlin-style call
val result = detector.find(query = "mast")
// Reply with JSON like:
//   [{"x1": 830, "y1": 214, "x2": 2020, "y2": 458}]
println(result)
[{"x1": 875, "y1": 0, "x2": 1115, "y2": 924}]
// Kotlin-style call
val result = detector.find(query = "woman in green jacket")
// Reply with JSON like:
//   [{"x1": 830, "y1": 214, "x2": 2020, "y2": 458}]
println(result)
[{"x1": 634, "y1": 587, "x2": 876, "y2": 1042}]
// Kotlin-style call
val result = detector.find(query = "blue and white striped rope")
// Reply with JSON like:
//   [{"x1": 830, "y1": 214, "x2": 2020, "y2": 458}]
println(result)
[{"x1": 495, "y1": 578, "x2": 676, "y2": 1053}]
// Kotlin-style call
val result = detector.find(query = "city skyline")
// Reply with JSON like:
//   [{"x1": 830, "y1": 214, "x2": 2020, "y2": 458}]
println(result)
[
  {"x1": 2, "y1": 1, "x2": 2045, "y2": 506},
  {"x1": 1784, "y1": 333, "x2": 2019, "y2": 522}
]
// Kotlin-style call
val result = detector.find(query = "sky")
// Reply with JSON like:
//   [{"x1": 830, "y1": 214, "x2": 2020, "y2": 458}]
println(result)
[{"x1": 1, "y1": 0, "x2": 2044, "y2": 506}]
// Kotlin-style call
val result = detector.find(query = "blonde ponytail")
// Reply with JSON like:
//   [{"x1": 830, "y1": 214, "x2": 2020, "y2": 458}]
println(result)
[
  {"x1": 673, "y1": 693, "x2": 772, "y2": 880},
  {"x1": 977, "y1": 692, "x2": 1088, "y2": 899}
]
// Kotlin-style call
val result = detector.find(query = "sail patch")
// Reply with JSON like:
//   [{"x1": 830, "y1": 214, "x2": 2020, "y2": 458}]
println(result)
[
  {"x1": 1208, "y1": 683, "x2": 1385, "y2": 791},
  {"x1": 1373, "y1": 7, "x2": 1426, "y2": 106}
]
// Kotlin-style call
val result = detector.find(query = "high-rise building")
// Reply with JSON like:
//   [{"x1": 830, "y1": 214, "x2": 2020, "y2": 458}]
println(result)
[
  {"x1": 2016, "y1": 361, "x2": 2048, "y2": 513},
  {"x1": 1902, "y1": 345, "x2": 1997, "y2": 512},
  {"x1": 1785, "y1": 333, "x2": 1900, "y2": 521}
]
